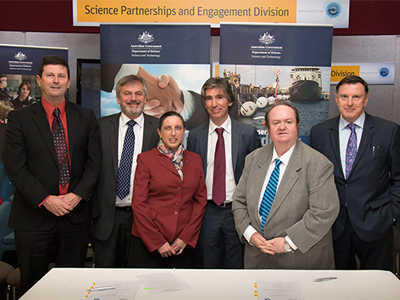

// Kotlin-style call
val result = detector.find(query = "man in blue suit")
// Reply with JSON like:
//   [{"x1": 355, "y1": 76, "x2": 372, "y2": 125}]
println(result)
[
  {"x1": 310, "y1": 75, "x2": 400, "y2": 270},
  {"x1": 187, "y1": 77, "x2": 261, "y2": 268}
]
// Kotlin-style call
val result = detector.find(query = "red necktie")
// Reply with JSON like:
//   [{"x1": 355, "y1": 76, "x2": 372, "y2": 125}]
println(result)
[
  {"x1": 52, "y1": 108, "x2": 70, "y2": 186},
  {"x1": 212, "y1": 128, "x2": 226, "y2": 206}
]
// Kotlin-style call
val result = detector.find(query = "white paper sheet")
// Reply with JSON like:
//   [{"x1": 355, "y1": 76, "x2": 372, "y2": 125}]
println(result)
[
  {"x1": 85, "y1": 280, "x2": 141, "y2": 300},
  {"x1": 256, "y1": 280, "x2": 305, "y2": 300},
  {"x1": 137, "y1": 272, "x2": 192, "y2": 295}
]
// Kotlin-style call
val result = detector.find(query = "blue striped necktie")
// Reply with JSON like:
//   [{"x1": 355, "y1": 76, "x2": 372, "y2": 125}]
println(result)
[
  {"x1": 116, "y1": 120, "x2": 136, "y2": 200},
  {"x1": 259, "y1": 159, "x2": 282, "y2": 237}
]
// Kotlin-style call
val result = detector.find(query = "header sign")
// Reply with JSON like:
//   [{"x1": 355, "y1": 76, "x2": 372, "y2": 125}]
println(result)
[{"x1": 73, "y1": 0, "x2": 349, "y2": 28}]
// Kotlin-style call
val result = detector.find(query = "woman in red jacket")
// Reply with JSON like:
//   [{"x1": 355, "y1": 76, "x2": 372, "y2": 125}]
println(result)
[{"x1": 129, "y1": 111, "x2": 207, "y2": 268}]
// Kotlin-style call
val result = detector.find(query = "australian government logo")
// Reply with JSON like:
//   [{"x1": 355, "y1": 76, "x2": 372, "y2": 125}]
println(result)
[
  {"x1": 130, "y1": 31, "x2": 162, "y2": 59},
  {"x1": 251, "y1": 32, "x2": 282, "y2": 60},
  {"x1": 14, "y1": 51, "x2": 27, "y2": 61},
  {"x1": 9, "y1": 51, "x2": 33, "y2": 71},
  {"x1": 258, "y1": 32, "x2": 275, "y2": 45},
  {"x1": 138, "y1": 31, "x2": 154, "y2": 44}
]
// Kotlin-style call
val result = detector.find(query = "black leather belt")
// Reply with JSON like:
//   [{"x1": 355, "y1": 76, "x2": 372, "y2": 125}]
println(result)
[{"x1": 207, "y1": 200, "x2": 232, "y2": 208}]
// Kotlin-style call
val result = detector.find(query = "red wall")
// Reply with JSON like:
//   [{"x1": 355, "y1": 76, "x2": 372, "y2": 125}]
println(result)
[{"x1": 0, "y1": 1, "x2": 399, "y2": 36}]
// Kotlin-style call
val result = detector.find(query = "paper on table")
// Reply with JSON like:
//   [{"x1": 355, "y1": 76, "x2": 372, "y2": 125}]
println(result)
[
  {"x1": 255, "y1": 280, "x2": 305, "y2": 300},
  {"x1": 137, "y1": 273, "x2": 192, "y2": 295},
  {"x1": 85, "y1": 281, "x2": 141, "y2": 300}
]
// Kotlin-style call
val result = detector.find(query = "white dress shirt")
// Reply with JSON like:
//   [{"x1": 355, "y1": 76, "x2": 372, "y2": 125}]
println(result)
[
  {"x1": 115, "y1": 112, "x2": 144, "y2": 207},
  {"x1": 206, "y1": 116, "x2": 236, "y2": 202},
  {"x1": 243, "y1": 144, "x2": 297, "y2": 249}
]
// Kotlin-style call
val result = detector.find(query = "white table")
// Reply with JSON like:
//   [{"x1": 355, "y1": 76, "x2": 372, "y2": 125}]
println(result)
[{"x1": 21, "y1": 268, "x2": 400, "y2": 300}]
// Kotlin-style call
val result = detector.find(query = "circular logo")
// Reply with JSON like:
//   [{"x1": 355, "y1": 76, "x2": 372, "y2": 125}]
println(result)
[
  {"x1": 326, "y1": 2, "x2": 341, "y2": 18},
  {"x1": 380, "y1": 67, "x2": 389, "y2": 77}
]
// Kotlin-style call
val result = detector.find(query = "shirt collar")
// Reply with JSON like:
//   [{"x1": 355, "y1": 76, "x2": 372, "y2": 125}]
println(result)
[
  {"x1": 120, "y1": 112, "x2": 144, "y2": 129},
  {"x1": 209, "y1": 116, "x2": 231, "y2": 135},
  {"x1": 339, "y1": 112, "x2": 365, "y2": 131},
  {"x1": 271, "y1": 142, "x2": 296, "y2": 167},
  {"x1": 41, "y1": 98, "x2": 66, "y2": 118}
]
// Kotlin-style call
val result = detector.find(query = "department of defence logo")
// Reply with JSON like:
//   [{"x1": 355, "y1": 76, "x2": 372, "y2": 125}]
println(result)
[
  {"x1": 326, "y1": 2, "x2": 341, "y2": 18},
  {"x1": 258, "y1": 32, "x2": 275, "y2": 45},
  {"x1": 379, "y1": 67, "x2": 389, "y2": 77},
  {"x1": 138, "y1": 31, "x2": 154, "y2": 44},
  {"x1": 14, "y1": 51, "x2": 27, "y2": 61}
]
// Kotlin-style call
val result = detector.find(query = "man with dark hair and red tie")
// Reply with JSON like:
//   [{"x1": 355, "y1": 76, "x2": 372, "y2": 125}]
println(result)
[
  {"x1": 2, "y1": 55, "x2": 101, "y2": 294},
  {"x1": 310, "y1": 75, "x2": 400, "y2": 271},
  {"x1": 187, "y1": 77, "x2": 261, "y2": 268}
]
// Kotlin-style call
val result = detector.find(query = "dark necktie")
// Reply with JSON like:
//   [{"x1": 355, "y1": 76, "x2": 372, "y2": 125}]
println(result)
[
  {"x1": 117, "y1": 120, "x2": 136, "y2": 200},
  {"x1": 259, "y1": 159, "x2": 281, "y2": 237},
  {"x1": 212, "y1": 128, "x2": 226, "y2": 206},
  {"x1": 52, "y1": 108, "x2": 70, "y2": 186},
  {"x1": 345, "y1": 123, "x2": 357, "y2": 179}
]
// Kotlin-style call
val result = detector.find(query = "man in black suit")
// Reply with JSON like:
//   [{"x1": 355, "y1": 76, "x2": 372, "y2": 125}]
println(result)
[
  {"x1": 2, "y1": 55, "x2": 101, "y2": 293},
  {"x1": 91, "y1": 75, "x2": 159, "y2": 267},
  {"x1": 310, "y1": 75, "x2": 400, "y2": 270},
  {"x1": 187, "y1": 77, "x2": 261, "y2": 268}
]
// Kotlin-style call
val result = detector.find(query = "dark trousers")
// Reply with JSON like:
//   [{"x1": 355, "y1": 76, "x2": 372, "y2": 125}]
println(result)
[
  {"x1": 198, "y1": 202, "x2": 244, "y2": 269},
  {"x1": 334, "y1": 211, "x2": 393, "y2": 271},
  {"x1": 15, "y1": 217, "x2": 90, "y2": 294},
  {"x1": 93, "y1": 207, "x2": 134, "y2": 268},
  {"x1": 127, "y1": 235, "x2": 201, "y2": 268}
]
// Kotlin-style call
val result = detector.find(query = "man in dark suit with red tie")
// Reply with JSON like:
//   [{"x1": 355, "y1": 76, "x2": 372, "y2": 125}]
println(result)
[
  {"x1": 2, "y1": 55, "x2": 101, "y2": 294},
  {"x1": 310, "y1": 75, "x2": 400, "y2": 270},
  {"x1": 187, "y1": 77, "x2": 261, "y2": 268}
]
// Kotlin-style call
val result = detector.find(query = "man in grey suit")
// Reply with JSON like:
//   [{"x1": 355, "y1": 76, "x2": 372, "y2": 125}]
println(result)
[
  {"x1": 92, "y1": 75, "x2": 159, "y2": 267},
  {"x1": 310, "y1": 75, "x2": 400, "y2": 270},
  {"x1": 187, "y1": 77, "x2": 261, "y2": 268},
  {"x1": 232, "y1": 101, "x2": 339, "y2": 269}
]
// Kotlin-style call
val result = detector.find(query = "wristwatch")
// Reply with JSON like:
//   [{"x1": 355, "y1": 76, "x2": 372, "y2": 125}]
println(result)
[{"x1": 284, "y1": 239, "x2": 294, "y2": 253}]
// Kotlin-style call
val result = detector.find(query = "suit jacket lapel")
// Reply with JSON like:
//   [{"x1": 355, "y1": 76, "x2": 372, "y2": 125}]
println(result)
[
  {"x1": 31, "y1": 101, "x2": 57, "y2": 164},
  {"x1": 109, "y1": 113, "x2": 120, "y2": 177},
  {"x1": 65, "y1": 102, "x2": 79, "y2": 159},
  {"x1": 253, "y1": 145, "x2": 273, "y2": 230},
  {"x1": 349, "y1": 113, "x2": 373, "y2": 179},
  {"x1": 158, "y1": 151, "x2": 181, "y2": 178},
  {"x1": 329, "y1": 116, "x2": 344, "y2": 179},
  {"x1": 265, "y1": 141, "x2": 301, "y2": 226},
  {"x1": 142, "y1": 114, "x2": 158, "y2": 152},
  {"x1": 199, "y1": 124, "x2": 209, "y2": 174},
  {"x1": 181, "y1": 151, "x2": 191, "y2": 175},
  {"x1": 231, "y1": 120, "x2": 240, "y2": 173}
]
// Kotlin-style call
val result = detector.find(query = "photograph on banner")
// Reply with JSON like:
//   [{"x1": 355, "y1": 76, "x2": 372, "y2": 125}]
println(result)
[
  {"x1": 101, "y1": 63, "x2": 210, "y2": 130},
  {"x1": 100, "y1": 24, "x2": 211, "y2": 130},
  {"x1": 0, "y1": 44, "x2": 68, "y2": 123},
  {"x1": 219, "y1": 64, "x2": 331, "y2": 145},
  {"x1": 0, "y1": 44, "x2": 68, "y2": 205},
  {"x1": 219, "y1": 24, "x2": 333, "y2": 145},
  {"x1": 0, "y1": 73, "x2": 38, "y2": 123}
]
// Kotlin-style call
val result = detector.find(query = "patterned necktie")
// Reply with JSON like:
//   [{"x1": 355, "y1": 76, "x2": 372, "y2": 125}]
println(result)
[
  {"x1": 117, "y1": 120, "x2": 136, "y2": 200},
  {"x1": 345, "y1": 123, "x2": 357, "y2": 179},
  {"x1": 212, "y1": 128, "x2": 226, "y2": 206},
  {"x1": 259, "y1": 159, "x2": 281, "y2": 237},
  {"x1": 52, "y1": 108, "x2": 70, "y2": 186}
]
